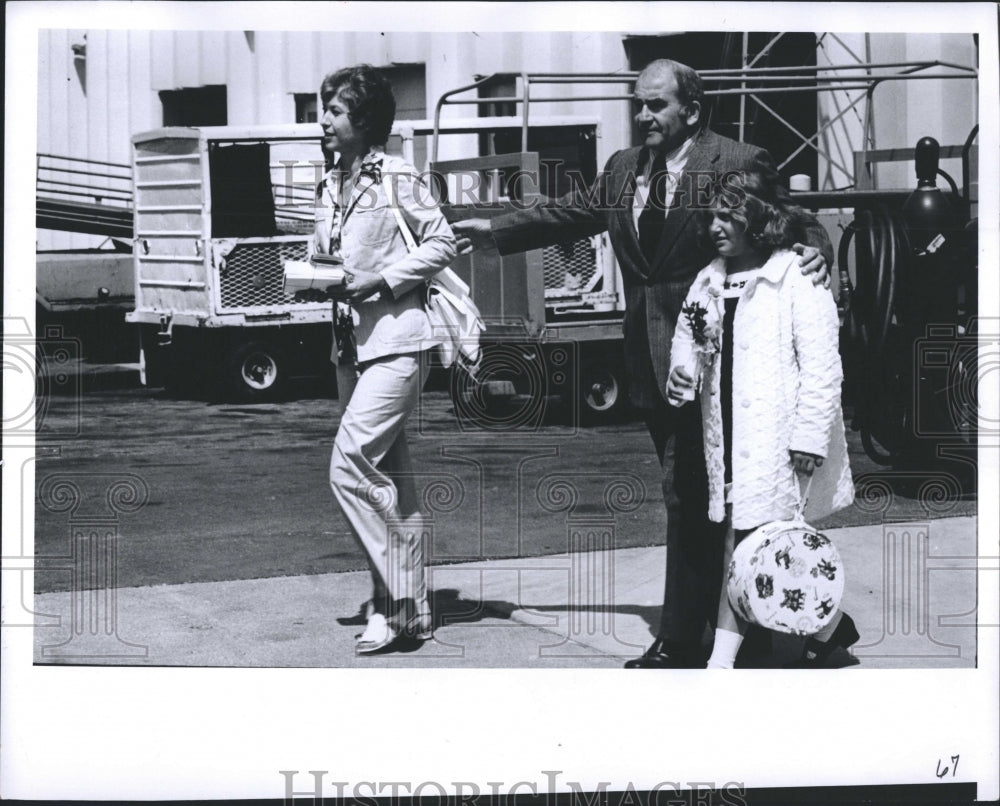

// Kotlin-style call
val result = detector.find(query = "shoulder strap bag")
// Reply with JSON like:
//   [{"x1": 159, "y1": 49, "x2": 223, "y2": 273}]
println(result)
[{"x1": 382, "y1": 173, "x2": 485, "y2": 371}]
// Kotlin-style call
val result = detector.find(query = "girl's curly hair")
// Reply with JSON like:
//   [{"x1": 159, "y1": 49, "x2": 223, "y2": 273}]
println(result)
[{"x1": 697, "y1": 161, "x2": 812, "y2": 254}]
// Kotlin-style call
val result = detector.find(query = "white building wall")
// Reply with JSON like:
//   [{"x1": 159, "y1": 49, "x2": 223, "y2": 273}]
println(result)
[
  {"x1": 38, "y1": 29, "x2": 97, "y2": 250},
  {"x1": 901, "y1": 33, "x2": 978, "y2": 192},
  {"x1": 38, "y1": 29, "x2": 631, "y2": 151},
  {"x1": 424, "y1": 30, "x2": 630, "y2": 163},
  {"x1": 226, "y1": 32, "x2": 258, "y2": 125},
  {"x1": 816, "y1": 33, "x2": 978, "y2": 193},
  {"x1": 38, "y1": 28, "x2": 634, "y2": 250},
  {"x1": 37, "y1": 29, "x2": 978, "y2": 250}
]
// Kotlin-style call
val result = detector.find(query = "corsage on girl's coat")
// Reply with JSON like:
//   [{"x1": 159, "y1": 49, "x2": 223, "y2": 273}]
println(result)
[{"x1": 670, "y1": 250, "x2": 855, "y2": 529}]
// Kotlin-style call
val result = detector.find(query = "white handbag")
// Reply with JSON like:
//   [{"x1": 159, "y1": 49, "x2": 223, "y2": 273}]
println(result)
[
  {"x1": 726, "y1": 475, "x2": 845, "y2": 635},
  {"x1": 383, "y1": 174, "x2": 485, "y2": 370}
]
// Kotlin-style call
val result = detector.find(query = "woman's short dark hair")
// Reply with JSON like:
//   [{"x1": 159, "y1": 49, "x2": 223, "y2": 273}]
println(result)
[
  {"x1": 320, "y1": 64, "x2": 396, "y2": 146},
  {"x1": 698, "y1": 162, "x2": 810, "y2": 253}
]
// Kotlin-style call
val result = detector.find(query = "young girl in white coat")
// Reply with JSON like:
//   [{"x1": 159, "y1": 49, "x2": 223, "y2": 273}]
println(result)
[{"x1": 666, "y1": 168, "x2": 857, "y2": 668}]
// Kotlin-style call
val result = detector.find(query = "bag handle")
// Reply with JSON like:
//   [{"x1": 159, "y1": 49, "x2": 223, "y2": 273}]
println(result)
[
  {"x1": 382, "y1": 173, "x2": 418, "y2": 253},
  {"x1": 794, "y1": 472, "x2": 815, "y2": 523},
  {"x1": 383, "y1": 173, "x2": 470, "y2": 299}
]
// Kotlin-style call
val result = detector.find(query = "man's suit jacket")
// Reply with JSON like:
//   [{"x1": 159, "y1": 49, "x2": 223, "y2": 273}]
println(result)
[{"x1": 491, "y1": 129, "x2": 834, "y2": 409}]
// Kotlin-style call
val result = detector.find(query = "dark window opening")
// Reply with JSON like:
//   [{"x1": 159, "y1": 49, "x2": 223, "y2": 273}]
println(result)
[
  {"x1": 382, "y1": 64, "x2": 428, "y2": 169},
  {"x1": 623, "y1": 33, "x2": 818, "y2": 180},
  {"x1": 208, "y1": 142, "x2": 276, "y2": 238},
  {"x1": 471, "y1": 72, "x2": 597, "y2": 201},
  {"x1": 160, "y1": 85, "x2": 228, "y2": 127},
  {"x1": 488, "y1": 126, "x2": 598, "y2": 201},
  {"x1": 295, "y1": 93, "x2": 318, "y2": 124},
  {"x1": 476, "y1": 74, "x2": 518, "y2": 118}
]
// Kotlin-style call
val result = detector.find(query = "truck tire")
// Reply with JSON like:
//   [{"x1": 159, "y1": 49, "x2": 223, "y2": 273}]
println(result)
[
  {"x1": 579, "y1": 361, "x2": 626, "y2": 423},
  {"x1": 223, "y1": 340, "x2": 287, "y2": 402},
  {"x1": 448, "y1": 360, "x2": 523, "y2": 429}
]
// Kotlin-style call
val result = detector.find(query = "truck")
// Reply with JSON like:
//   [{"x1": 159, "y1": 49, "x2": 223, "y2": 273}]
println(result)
[
  {"x1": 126, "y1": 123, "x2": 331, "y2": 400},
  {"x1": 125, "y1": 114, "x2": 631, "y2": 420},
  {"x1": 36, "y1": 153, "x2": 139, "y2": 364}
]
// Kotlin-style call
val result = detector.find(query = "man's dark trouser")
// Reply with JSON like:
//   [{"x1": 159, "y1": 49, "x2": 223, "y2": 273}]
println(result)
[{"x1": 644, "y1": 396, "x2": 728, "y2": 649}]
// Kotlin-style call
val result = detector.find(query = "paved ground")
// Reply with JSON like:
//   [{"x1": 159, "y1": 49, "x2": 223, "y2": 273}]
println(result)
[
  {"x1": 26, "y1": 360, "x2": 981, "y2": 669},
  {"x1": 31, "y1": 515, "x2": 978, "y2": 669}
]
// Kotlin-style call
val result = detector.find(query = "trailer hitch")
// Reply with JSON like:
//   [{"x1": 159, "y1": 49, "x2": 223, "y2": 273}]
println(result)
[{"x1": 157, "y1": 313, "x2": 175, "y2": 347}]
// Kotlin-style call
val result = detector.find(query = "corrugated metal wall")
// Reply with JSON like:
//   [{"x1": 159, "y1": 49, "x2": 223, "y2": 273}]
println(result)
[
  {"x1": 37, "y1": 29, "x2": 977, "y2": 250},
  {"x1": 815, "y1": 33, "x2": 977, "y2": 193},
  {"x1": 39, "y1": 29, "x2": 155, "y2": 250},
  {"x1": 37, "y1": 29, "x2": 630, "y2": 250}
]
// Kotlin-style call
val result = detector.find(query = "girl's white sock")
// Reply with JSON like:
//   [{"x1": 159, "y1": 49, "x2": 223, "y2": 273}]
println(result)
[{"x1": 706, "y1": 628, "x2": 744, "y2": 669}]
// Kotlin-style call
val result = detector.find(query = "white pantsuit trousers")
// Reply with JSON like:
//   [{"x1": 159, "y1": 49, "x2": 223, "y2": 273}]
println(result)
[{"x1": 330, "y1": 352, "x2": 430, "y2": 616}]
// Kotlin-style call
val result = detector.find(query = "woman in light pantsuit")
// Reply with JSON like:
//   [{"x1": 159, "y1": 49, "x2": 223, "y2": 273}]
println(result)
[{"x1": 310, "y1": 64, "x2": 456, "y2": 654}]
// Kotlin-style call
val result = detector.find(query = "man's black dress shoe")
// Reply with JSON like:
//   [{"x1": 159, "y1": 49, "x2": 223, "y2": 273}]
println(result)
[
  {"x1": 624, "y1": 638, "x2": 704, "y2": 669},
  {"x1": 789, "y1": 613, "x2": 860, "y2": 668}
]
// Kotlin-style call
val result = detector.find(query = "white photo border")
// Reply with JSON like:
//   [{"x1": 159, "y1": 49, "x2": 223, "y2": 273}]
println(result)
[{"x1": 3, "y1": 1, "x2": 998, "y2": 801}]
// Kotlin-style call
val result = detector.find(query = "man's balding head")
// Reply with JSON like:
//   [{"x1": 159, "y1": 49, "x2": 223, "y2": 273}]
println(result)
[
  {"x1": 633, "y1": 59, "x2": 704, "y2": 153},
  {"x1": 638, "y1": 59, "x2": 705, "y2": 115}
]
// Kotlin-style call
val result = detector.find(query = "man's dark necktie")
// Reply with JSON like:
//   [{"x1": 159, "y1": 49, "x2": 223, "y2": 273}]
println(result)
[{"x1": 638, "y1": 152, "x2": 668, "y2": 263}]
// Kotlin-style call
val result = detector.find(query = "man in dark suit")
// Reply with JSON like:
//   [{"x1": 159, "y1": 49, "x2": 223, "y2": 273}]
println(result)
[{"x1": 453, "y1": 58, "x2": 833, "y2": 668}]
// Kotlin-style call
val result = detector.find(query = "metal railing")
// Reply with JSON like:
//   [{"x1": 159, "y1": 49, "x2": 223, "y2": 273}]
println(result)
[
  {"x1": 432, "y1": 57, "x2": 978, "y2": 182},
  {"x1": 37, "y1": 153, "x2": 134, "y2": 237},
  {"x1": 37, "y1": 152, "x2": 133, "y2": 205}
]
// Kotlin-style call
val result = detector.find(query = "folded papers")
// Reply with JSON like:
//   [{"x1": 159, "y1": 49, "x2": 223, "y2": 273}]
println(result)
[{"x1": 282, "y1": 260, "x2": 348, "y2": 295}]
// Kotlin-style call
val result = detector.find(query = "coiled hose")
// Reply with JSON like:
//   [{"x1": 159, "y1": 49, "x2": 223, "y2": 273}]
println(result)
[{"x1": 838, "y1": 205, "x2": 913, "y2": 465}]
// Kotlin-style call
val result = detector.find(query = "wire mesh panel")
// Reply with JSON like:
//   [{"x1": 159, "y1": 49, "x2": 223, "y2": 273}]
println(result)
[
  {"x1": 218, "y1": 240, "x2": 310, "y2": 309},
  {"x1": 542, "y1": 237, "x2": 600, "y2": 301}
]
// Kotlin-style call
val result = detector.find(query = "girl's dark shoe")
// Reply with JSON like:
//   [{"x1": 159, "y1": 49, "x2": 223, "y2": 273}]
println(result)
[{"x1": 793, "y1": 613, "x2": 860, "y2": 668}]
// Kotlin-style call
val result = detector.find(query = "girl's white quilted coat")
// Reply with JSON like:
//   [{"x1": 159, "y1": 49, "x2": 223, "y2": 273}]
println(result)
[{"x1": 671, "y1": 251, "x2": 855, "y2": 529}]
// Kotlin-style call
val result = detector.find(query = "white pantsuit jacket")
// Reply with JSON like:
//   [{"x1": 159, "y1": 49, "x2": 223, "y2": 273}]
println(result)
[{"x1": 312, "y1": 150, "x2": 455, "y2": 362}]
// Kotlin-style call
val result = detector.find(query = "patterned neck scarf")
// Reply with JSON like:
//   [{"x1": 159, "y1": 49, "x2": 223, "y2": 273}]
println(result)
[
  {"x1": 323, "y1": 146, "x2": 385, "y2": 368},
  {"x1": 323, "y1": 146, "x2": 386, "y2": 254}
]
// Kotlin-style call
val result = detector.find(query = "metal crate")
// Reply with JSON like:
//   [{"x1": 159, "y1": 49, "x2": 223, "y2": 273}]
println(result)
[{"x1": 218, "y1": 240, "x2": 309, "y2": 309}]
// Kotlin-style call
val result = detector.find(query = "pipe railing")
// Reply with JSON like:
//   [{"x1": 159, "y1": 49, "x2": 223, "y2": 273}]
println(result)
[
  {"x1": 431, "y1": 59, "x2": 978, "y2": 178},
  {"x1": 37, "y1": 152, "x2": 133, "y2": 207}
]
